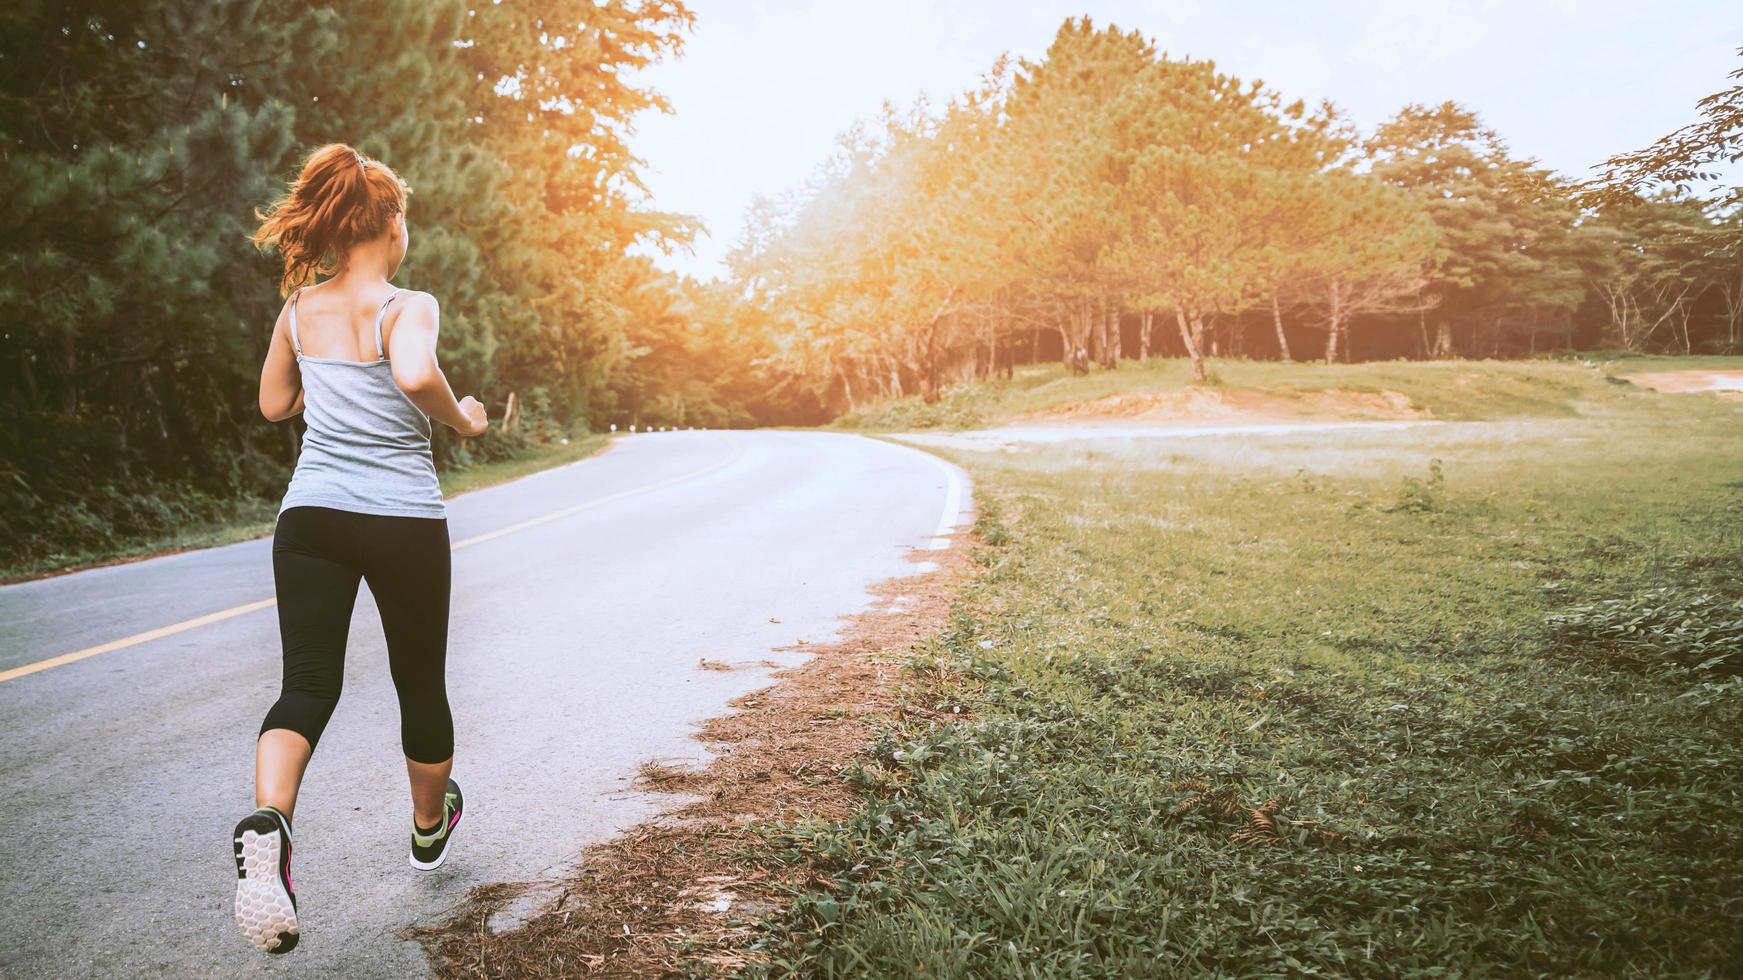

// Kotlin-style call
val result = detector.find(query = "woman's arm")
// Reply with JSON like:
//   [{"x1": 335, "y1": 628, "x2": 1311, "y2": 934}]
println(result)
[
  {"x1": 387, "y1": 292, "x2": 488, "y2": 437},
  {"x1": 258, "y1": 300, "x2": 304, "y2": 421}
]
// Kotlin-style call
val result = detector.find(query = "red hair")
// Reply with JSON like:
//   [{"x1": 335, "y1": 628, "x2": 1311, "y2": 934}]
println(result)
[{"x1": 253, "y1": 143, "x2": 410, "y2": 295}]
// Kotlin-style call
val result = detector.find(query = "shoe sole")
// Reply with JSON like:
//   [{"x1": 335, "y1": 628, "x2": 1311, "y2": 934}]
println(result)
[
  {"x1": 408, "y1": 805, "x2": 464, "y2": 871},
  {"x1": 233, "y1": 814, "x2": 299, "y2": 954}
]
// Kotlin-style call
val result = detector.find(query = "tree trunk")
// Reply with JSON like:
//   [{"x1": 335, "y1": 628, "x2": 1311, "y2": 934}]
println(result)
[
  {"x1": 1177, "y1": 309, "x2": 1207, "y2": 382},
  {"x1": 1088, "y1": 299, "x2": 1105, "y2": 367},
  {"x1": 1139, "y1": 311, "x2": 1153, "y2": 360},
  {"x1": 1324, "y1": 282, "x2": 1344, "y2": 364},
  {"x1": 60, "y1": 343, "x2": 78, "y2": 419},
  {"x1": 1063, "y1": 301, "x2": 1091, "y2": 375},
  {"x1": 1433, "y1": 319, "x2": 1453, "y2": 358},
  {"x1": 1104, "y1": 306, "x2": 1121, "y2": 367},
  {"x1": 18, "y1": 349, "x2": 39, "y2": 399},
  {"x1": 1271, "y1": 292, "x2": 1291, "y2": 362}
]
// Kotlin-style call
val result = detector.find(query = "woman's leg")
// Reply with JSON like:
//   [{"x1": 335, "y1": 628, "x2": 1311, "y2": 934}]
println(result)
[
  {"x1": 405, "y1": 757, "x2": 454, "y2": 829},
  {"x1": 260, "y1": 508, "x2": 362, "y2": 821},
  {"x1": 362, "y1": 515, "x2": 454, "y2": 829}
]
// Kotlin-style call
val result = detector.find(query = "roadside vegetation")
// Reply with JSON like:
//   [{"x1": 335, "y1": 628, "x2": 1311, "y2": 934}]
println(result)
[{"x1": 753, "y1": 392, "x2": 1743, "y2": 975}]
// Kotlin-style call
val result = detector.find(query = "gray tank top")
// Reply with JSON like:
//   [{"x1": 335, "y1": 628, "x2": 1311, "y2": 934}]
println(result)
[{"x1": 278, "y1": 287, "x2": 447, "y2": 520}]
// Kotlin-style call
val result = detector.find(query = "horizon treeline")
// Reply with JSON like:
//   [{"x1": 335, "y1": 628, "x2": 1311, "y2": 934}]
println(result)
[{"x1": 716, "y1": 19, "x2": 1743, "y2": 416}]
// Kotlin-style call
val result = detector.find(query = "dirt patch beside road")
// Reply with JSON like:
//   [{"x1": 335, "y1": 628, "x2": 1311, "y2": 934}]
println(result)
[
  {"x1": 409, "y1": 538, "x2": 974, "y2": 977},
  {"x1": 1621, "y1": 370, "x2": 1743, "y2": 399},
  {"x1": 1025, "y1": 386, "x2": 1426, "y2": 425}
]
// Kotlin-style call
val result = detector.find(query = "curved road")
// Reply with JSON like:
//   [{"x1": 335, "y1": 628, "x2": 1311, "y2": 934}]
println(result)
[{"x1": 0, "y1": 430, "x2": 968, "y2": 978}]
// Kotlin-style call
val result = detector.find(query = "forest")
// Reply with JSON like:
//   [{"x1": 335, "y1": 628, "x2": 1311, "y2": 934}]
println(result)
[
  {"x1": 2, "y1": 4, "x2": 1738, "y2": 562},
  {"x1": 725, "y1": 20, "x2": 1743, "y2": 412}
]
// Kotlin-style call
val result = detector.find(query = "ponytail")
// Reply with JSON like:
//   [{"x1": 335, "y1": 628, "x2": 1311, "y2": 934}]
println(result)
[{"x1": 253, "y1": 143, "x2": 410, "y2": 295}]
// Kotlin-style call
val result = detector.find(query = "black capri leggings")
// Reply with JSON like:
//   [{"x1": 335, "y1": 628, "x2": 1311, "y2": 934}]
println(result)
[{"x1": 262, "y1": 505, "x2": 454, "y2": 763}]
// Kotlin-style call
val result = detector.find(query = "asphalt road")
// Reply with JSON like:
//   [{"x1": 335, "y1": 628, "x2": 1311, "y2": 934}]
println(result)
[{"x1": 0, "y1": 430, "x2": 967, "y2": 978}]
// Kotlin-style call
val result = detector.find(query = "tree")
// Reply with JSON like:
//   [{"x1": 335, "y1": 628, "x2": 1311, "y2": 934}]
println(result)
[
  {"x1": 0, "y1": 0, "x2": 694, "y2": 562},
  {"x1": 1303, "y1": 167, "x2": 1437, "y2": 363},
  {"x1": 995, "y1": 18, "x2": 1156, "y2": 374},
  {"x1": 1585, "y1": 47, "x2": 1743, "y2": 221},
  {"x1": 1100, "y1": 57, "x2": 1346, "y2": 381},
  {"x1": 1580, "y1": 195, "x2": 1724, "y2": 352},
  {"x1": 1367, "y1": 102, "x2": 1584, "y2": 358}
]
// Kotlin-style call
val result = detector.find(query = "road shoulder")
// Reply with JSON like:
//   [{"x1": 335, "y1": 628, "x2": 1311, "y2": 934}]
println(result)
[{"x1": 409, "y1": 528, "x2": 976, "y2": 976}]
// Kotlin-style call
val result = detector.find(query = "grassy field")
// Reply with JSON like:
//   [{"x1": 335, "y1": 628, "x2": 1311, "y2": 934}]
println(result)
[
  {"x1": 833, "y1": 355, "x2": 1743, "y2": 430},
  {"x1": 0, "y1": 433, "x2": 610, "y2": 584},
  {"x1": 755, "y1": 385, "x2": 1743, "y2": 975}
]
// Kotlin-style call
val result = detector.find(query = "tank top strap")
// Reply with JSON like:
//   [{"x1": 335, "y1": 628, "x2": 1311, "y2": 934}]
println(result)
[
  {"x1": 288, "y1": 288, "x2": 306, "y2": 356},
  {"x1": 373, "y1": 288, "x2": 401, "y2": 360}
]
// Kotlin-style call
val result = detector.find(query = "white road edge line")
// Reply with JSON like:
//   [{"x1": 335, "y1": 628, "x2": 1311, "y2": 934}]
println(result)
[
  {"x1": 0, "y1": 435, "x2": 744, "y2": 686},
  {"x1": 866, "y1": 435, "x2": 969, "y2": 551},
  {"x1": 927, "y1": 454, "x2": 966, "y2": 550}
]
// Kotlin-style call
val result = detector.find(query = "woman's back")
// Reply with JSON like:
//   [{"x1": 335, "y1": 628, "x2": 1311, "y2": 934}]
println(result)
[
  {"x1": 281, "y1": 283, "x2": 445, "y2": 520},
  {"x1": 286, "y1": 284, "x2": 403, "y2": 363}
]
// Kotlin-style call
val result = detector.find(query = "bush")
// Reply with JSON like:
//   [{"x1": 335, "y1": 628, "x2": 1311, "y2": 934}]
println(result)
[
  {"x1": 1381, "y1": 457, "x2": 1445, "y2": 513},
  {"x1": 833, "y1": 382, "x2": 998, "y2": 430}
]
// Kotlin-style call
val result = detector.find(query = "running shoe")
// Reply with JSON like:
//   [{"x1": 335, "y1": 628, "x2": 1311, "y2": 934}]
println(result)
[
  {"x1": 232, "y1": 807, "x2": 298, "y2": 954},
  {"x1": 409, "y1": 778, "x2": 464, "y2": 871}
]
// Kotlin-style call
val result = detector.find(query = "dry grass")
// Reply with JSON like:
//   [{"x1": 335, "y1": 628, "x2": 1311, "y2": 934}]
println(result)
[{"x1": 407, "y1": 536, "x2": 974, "y2": 978}]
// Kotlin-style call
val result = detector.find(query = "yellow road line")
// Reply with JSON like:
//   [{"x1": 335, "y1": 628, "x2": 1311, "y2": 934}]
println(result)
[
  {"x1": 0, "y1": 436, "x2": 743, "y2": 686},
  {"x1": 0, "y1": 599, "x2": 279, "y2": 684}
]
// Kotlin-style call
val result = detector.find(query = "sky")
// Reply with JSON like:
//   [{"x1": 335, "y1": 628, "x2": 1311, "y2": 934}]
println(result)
[{"x1": 626, "y1": 0, "x2": 1741, "y2": 281}]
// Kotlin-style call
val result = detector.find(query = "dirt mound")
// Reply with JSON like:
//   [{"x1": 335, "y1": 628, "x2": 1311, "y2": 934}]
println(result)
[
  {"x1": 1027, "y1": 387, "x2": 1426, "y2": 424},
  {"x1": 1623, "y1": 370, "x2": 1743, "y2": 400}
]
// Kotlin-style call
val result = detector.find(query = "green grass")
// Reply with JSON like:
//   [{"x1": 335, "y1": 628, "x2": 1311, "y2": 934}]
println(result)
[
  {"x1": 0, "y1": 433, "x2": 611, "y2": 584},
  {"x1": 752, "y1": 393, "x2": 1743, "y2": 976},
  {"x1": 832, "y1": 355, "x2": 1743, "y2": 430}
]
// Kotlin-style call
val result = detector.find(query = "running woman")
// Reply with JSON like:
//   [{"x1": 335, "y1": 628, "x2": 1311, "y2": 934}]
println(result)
[{"x1": 234, "y1": 143, "x2": 487, "y2": 954}]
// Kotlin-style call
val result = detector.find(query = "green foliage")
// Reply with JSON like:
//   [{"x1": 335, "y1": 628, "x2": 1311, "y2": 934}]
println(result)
[
  {"x1": 1578, "y1": 194, "x2": 1740, "y2": 353},
  {"x1": 747, "y1": 395, "x2": 1743, "y2": 976},
  {"x1": 835, "y1": 381, "x2": 998, "y2": 430},
  {"x1": 1584, "y1": 46, "x2": 1743, "y2": 226},
  {"x1": 1549, "y1": 587, "x2": 1743, "y2": 673},
  {"x1": 0, "y1": 0, "x2": 695, "y2": 568},
  {"x1": 1380, "y1": 458, "x2": 1445, "y2": 513}
]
